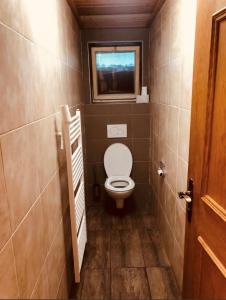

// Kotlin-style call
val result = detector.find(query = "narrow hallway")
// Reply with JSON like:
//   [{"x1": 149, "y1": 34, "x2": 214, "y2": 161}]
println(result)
[
  {"x1": 2, "y1": 0, "x2": 226, "y2": 299},
  {"x1": 72, "y1": 198, "x2": 179, "y2": 300}
]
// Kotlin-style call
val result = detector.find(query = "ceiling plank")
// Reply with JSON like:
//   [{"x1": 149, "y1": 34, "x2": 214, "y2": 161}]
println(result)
[
  {"x1": 77, "y1": 5, "x2": 153, "y2": 16},
  {"x1": 67, "y1": 0, "x2": 165, "y2": 29},
  {"x1": 148, "y1": 0, "x2": 165, "y2": 26},
  {"x1": 73, "y1": 0, "x2": 154, "y2": 5},
  {"x1": 67, "y1": 0, "x2": 82, "y2": 27},
  {"x1": 80, "y1": 14, "x2": 152, "y2": 29}
]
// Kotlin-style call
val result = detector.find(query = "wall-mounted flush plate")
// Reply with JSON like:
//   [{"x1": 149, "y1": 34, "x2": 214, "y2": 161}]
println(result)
[{"x1": 107, "y1": 124, "x2": 127, "y2": 138}]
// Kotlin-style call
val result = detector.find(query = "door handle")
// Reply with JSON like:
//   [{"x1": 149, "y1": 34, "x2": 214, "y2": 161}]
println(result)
[
  {"x1": 178, "y1": 178, "x2": 194, "y2": 222},
  {"x1": 178, "y1": 192, "x2": 192, "y2": 203}
]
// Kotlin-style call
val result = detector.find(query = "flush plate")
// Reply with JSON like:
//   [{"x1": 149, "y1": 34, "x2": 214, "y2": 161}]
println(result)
[{"x1": 107, "y1": 124, "x2": 127, "y2": 138}]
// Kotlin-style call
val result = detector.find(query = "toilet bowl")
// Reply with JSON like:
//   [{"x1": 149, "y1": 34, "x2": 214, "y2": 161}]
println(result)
[{"x1": 104, "y1": 143, "x2": 135, "y2": 209}]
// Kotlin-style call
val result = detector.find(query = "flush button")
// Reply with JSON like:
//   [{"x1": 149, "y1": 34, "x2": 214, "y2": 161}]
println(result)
[{"x1": 107, "y1": 124, "x2": 127, "y2": 138}]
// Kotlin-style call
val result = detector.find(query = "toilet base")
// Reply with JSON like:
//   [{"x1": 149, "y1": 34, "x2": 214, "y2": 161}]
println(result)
[
  {"x1": 104, "y1": 184, "x2": 134, "y2": 210},
  {"x1": 116, "y1": 198, "x2": 124, "y2": 209}
]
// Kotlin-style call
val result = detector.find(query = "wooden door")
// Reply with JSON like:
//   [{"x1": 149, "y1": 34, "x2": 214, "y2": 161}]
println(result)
[{"x1": 183, "y1": 0, "x2": 226, "y2": 299}]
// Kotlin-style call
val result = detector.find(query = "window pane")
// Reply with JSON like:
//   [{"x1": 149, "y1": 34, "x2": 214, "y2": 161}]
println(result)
[{"x1": 96, "y1": 51, "x2": 135, "y2": 95}]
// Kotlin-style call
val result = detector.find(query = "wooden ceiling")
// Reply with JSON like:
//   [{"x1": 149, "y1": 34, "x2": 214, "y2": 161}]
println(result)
[{"x1": 68, "y1": 0, "x2": 165, "y2": 29}]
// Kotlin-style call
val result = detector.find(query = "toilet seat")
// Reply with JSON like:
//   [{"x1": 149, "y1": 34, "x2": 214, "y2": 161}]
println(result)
[
  {"x1": 105, "y1": 176, "x2": 135, "y2": 192},
  {"x1": 104, "y1": 143, "x2": 132, "y2": 177}
]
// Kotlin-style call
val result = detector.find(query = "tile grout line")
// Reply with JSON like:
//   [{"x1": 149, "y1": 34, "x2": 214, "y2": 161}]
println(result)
[
  {"x1": 10, "y1": 239, "x2": 21, "y2": 299},
  {"x1": 0, "y1": 168, "x2": 58, "y2": 256},
  {"x1": 30, "y1": 211, "x2": 69, "y2": 299},
  {"x1": 0, "y1": 20, "x2": 83, "y2": 73},
  {"x1": 0, "y1": 144, "x2": 13, "y2": 249},
  {"x1": 0, "y1": 104, "x2": 82, "y2": 138},
  {"x1": 54, "y1": 261, "x2": 67, "y2": 299}
]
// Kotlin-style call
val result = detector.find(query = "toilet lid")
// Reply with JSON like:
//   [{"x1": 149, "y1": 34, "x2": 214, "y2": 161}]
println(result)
[{"x1": 104, "y1": 143, "x2": 133, "y2": 177}]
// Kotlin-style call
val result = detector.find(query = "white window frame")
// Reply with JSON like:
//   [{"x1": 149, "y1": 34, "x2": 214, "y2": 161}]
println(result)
[{"x1": 91, "y1": 46, "x2": 140, "y2": 102}]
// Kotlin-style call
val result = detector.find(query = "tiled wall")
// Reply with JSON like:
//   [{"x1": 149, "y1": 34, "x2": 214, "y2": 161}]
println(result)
[
  {"x1": 0, "y1": 0, "x2": 83, "y2": 298},
  {"x1": 84, "y1": 103, "x2": 152, "y2": 213},
  {"x1": 149, "y1": 0, "x2": 197, "y2": 290},
  {"x1": 81, "y1": 28, "x2": 152, "y2": 213}
]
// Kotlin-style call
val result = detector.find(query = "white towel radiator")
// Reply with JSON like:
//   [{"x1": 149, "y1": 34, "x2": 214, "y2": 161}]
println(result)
[{"x1": 61, "y1": 105, "x2": 87, "y2": 283}]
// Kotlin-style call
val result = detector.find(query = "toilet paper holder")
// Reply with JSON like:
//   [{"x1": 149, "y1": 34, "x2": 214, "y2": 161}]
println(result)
[{"x1": 157, "y1": 161, "x2": 166, "y2": 177}]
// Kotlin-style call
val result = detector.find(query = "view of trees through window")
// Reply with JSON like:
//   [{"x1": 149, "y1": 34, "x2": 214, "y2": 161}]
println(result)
[{"x1": 96, "y1": 51, "x2": 135, "y2": 94}]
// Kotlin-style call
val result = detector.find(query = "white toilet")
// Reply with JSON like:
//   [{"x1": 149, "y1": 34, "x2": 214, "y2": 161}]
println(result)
[{"x1": 104, "y1": 143, "x2": 135, "y2": 209}]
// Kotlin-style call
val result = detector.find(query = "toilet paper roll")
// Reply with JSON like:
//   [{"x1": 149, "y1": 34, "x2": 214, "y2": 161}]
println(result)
[
  {"x1": 141, "y1": 86, "x2": 147, "y2": 96},
  {"x1": 157, "y1": 168, "x2": 164, "y2": 177}
]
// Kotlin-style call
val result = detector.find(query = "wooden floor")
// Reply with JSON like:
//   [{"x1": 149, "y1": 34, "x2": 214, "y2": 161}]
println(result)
[{"x1": 71, "y1": 200, "x2": 180, "y2": 300}]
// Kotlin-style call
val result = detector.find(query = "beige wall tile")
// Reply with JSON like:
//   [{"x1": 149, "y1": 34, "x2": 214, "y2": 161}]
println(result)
[
  {"x1": 176, "y1": 157, "x2": 188, "y2": 211},
  {"x1": 0, "y1": 26, "x2": 33, "y2": 134},
  {"x1": 41, "y1": 172, "x2": 63, "y2": 251},
  {"x1": 162, "y1": 216, "x2": 174, "y2": 265},
  {"x1": 59, "y1": 166, "x2": 70, "y2": 215},
  {"x1": 164, "y1": 184, "x2": 176, "y2": 230},
  {"x1": 0, "y1": 146, "x2": 11, "y2": 251},
  {"x1": 158, "y1": 179, "x2": 167, "y2": 209},
  {"x1": 0, "y1": 240, "x2": 19, "y2": 299},
  {"x1": 30, "y1": 264, "x2": 50, "y2": 299},
  {"x1": 158, "y1": 65, "x2": 169, "y2": 105},
  {"x1": 46, "y1": 220, "x2": 66, "y2": 298},
  {"x1": 56, "y1": 266, "x2": 69, "y2": 299},
  {"x1": 165, "y1": 148, "x2": 177, "y2": 193},
  {"x1": 38, "y1": 116, "x2": 58, "y2": 192},
  {"x1": 171, "y1": 238, "x2": 184, "y2": 290},
  {"x1": 174, "y1": 201, "x2": 186, "y2": 252},
  {"x1": 152, "y1": 133, "x2": 159, "y2": 164},
  {"x1": 178, "y1": 109, "x2": 191, "y2": 162},
  {"x1": 0, "y1": 0, "x2": 82, "y2": 297},
  {"x1": 149, "y1": 0, "x2": 196, "y2": 290},
  {"x1": 12, "y1": 199, "x2": 47, "y2": 298},
  {"x1": 168, "y1": 58, "x2": 182, "y2": 107},
  {"x1": 167, "y1": 106, "x2": 179, "y2": 153},
  {"x1": 158, "y1": 105, "x2": 169, "y2": 143},
  {"x1": 0, "y1": 1, "x2": 23, "y2": 32},
  {"x1": 1, "y1": 123, "x2": 40, "y2": 231}
]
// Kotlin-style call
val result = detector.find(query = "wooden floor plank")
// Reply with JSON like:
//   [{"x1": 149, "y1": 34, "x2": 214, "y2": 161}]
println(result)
[
  {"x1": 80, "y1": 269, "x2": 110, "y2": 300},
  {"x1": 71, "y1": 205, "x2": 180, "y2": 300},
  {"x1": 135, "y1": 214, "x2": 157, "y2": 230},
  {"x1": 146, "y1": 267, "x2": 179, "y2": 299},
  {"x1": 111, "y1": 230, "x2": 145, "y2": 268},
  {"x1": 111, "y1": 268, "x2": 151, "y2": 300},
  {"x1": 111, "y1": 214, "x2": 134, "y2": 230},
  {"x1": 140, "y1": 229, "x2": 170, "y2": 267},
  {"x1": 110, "y1": 230, "x2": 125, "y2": 268},
  {"x1": 84, "y1": 230, "x2": 110, "y2": 269},
  {"x1": 86, "y1": 207, "x2": 111, "y2": 231}
]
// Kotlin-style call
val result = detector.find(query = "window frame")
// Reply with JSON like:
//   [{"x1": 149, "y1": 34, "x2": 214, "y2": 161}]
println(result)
[{"x1": 90, "y1": 45, "x2": 140, "y2": 103}]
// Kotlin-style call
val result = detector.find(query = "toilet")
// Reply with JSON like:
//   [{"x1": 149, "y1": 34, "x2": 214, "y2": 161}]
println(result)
[{"x1": 104, "y1": 143, "x2": 135, "y2": 209}]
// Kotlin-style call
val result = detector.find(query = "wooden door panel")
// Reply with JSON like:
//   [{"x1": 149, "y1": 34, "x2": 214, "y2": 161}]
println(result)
[
  {"x1": 205, "y1": 16, "x2": 226, "y2": 209},
  {"x1": 199, "y1": 244, "x2": 226, "y2": 299},
  {"x1": 199, "y1": 202, "x2": 226, "y2": 266},
  {"x1": 183, "y1": 1, "x2": 226, "y2": 298}
]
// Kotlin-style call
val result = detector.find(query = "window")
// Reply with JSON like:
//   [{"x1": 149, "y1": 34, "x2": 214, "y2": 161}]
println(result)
[{"x1": 90, "y1": 45, "x2": 141, "y2": 102}]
